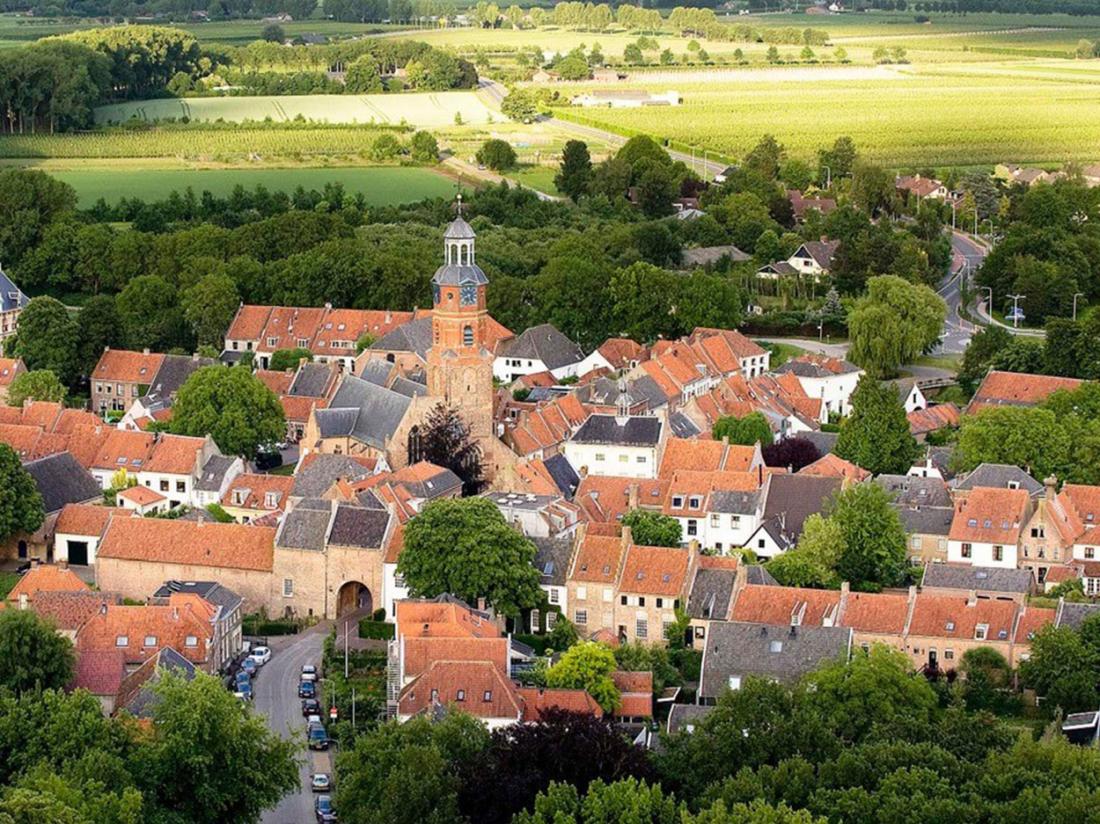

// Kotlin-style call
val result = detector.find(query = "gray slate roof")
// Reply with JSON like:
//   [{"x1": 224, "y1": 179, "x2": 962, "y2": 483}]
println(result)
[
  {"x1": 687, "y1": 568, "x2": 736, "y2": 620},
  {"x1": 402, "y1": 466, "x2": 462, "y2": 500},
  {"x1": 876, "y1": 474, "x2": 952, "y2": 508},
  {"x1": 745, "y1": 565, "x2": 779, "y2": 586},
  {"x1": 390, "y1": 376, "x2": 428, "y2": 398},
  {"x1": 195, "y1": 455, "x2": 236, "y2": 492},
  {"x1": 328, "y1": 504, "x2": 390, "y2": 548},
  {"x1": 761, "y1": 474, "x2": 843, "y2": 546},
  {"x1": 710, "y1": 489, "x2": 760, "y2": 516},
  {"x1": 679, "y1": 245, "x2": 751, "y2": 268},
  {"x1": 667, "y1": 703, "x2": 713, "y2": 735},
  {"x1": 371, "y1": 316, "x2": 433, "y2": 360},
  {"x1": 629, "y1": 375, "x2": 670, "y2": 409},
  {"x1": 153, "y1": 580, "x2": 244, "y2": 613},
  {"x1": 774, "y1": 358, "x2": 861, "y2": 379},
  {"x1": 276, "y1": 500, "x2": 333, "y2": 551},
  {"x1": 921, "y1": 563, "x2": 1033, "y2": 594},
  {"x1": 801, "y1": 431, "x2": 838, "y2": 456},
  {"x1": 668, "y1": 412, "x2": 701, "y2": 439},
  {"x1": 700, "y1": 622, "x2": 851, "y2": 698},
  {"x1": 953, "y1": 463, "x2": 1043, "y2": 496},
  {"x1": 291, "y1": 454, "x2": 375, "y2": 498},
  {"x1": 290, "y1": 362, "x2": 336, "y2": 397},
  {"x1": 543, "y1": 453, "x2": 579, "y2": 499},
  {"x1": 359, "y1": 359, "x2": 393, "y2": 388},
  {"x1": 895, "y1": 505, "x2": 953, "y2": 537},
  {"x1": 1057, "y1": 601, "x2": 1100, "y2": 630},
  {"x1": 498, "y1": 324, "x2": 584, "y2": 370},
  {"x1": 532, "y1": 537, "x2": 573, "y2": 588},
  {"x1": 794, "y1": 240, "x2": 840, "y2": 268},
  {"x1": 118, "y1": 648, "x2": 196, "y2": 718},
  {"x1": 147, "y1": 354, "x2": 215, "y2": 401},
  {"x1": 314, "y1": 375, "x2": 411, "y2": 449},
  {"x1": 23, "y1": 452, "x2": 100, "y2": 513},
  {"x1": 570, "y1": 414, "x2": 661, "y2": 447},
  {"x1": 0, "y1": 269, "x2": 28, "y2": 313}
]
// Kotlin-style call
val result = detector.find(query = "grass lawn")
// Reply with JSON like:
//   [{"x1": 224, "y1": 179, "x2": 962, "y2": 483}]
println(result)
[
  {"x1": 0, "y1": 572, "x2": 20, "y2": 599},
  {"x1": 269, "y1": 463, "x2": 297, "y2": 477},
  {"x1": 912, "y1": 353, "x2": 963, "y2": 372},
  {"x1": 47, "y1": 165, "x2": 456, "y2": 207},
  {"x1": 757, "y1": 340, "x2": 809, "y2": 368},
  {"x1": 509, "y1": 164, "x2": 559, "y2": 195}
]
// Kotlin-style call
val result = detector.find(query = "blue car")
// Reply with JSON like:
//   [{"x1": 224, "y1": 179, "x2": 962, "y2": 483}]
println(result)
[
  {"x1": 298, "y1": 680, "x2": 316, "y2": 699},
  {"x1": 241, "y1": 658, "x2": 258, "y2": 677},
  {"x1": 235, "y1": 680, "x2": 253, "y2": 701},
  {"x1": 315, "y1": 794, "x2": 336, "y2": 822}
]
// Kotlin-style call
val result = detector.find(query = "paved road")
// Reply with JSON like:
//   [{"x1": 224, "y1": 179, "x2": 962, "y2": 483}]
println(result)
[
  {"x1": 932, "y1": 232, "x2": 987, "y2": 355},
  {"x1": 257, "y1": 625, "x2": 330, "y2": 824}
]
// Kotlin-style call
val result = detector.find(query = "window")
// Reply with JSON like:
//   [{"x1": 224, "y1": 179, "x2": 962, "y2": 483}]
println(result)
[
  {"x1": 283, "y1": 578, "x2": 294, "y2": 597},
  {"x1": 463, "y1": 325, "x2": 474, "y2": 347},
  {"x1": 620, "y1": 595, "x2": 628, "y2": 606},
  {"x1": 911, "y1": 536, "x2": 920, "y2": 549},
  {"x1": 574, "y1": 609, "x2": 587, "y2": 625},
  {"x1": 731, "y1": 515, "x2": 740, "y2": 525},
  {"x1": 483, "y1": 691, "x2": 493, "y2": 702},
  {"x1": 267, "y1": 337, "x2": 278, "y2": 347},
  {"x1": 547, "y1": 612, "x2": 557, "y2": 629},
  {"x1": 688, "y1": 496, "x2": 702, "y2": 509},
  {"x1": 636, "y1": 456, "x2": 646, "y2": 464},
  {"x1": 595, "y1": 453, "x2": 606, "y2": 462},
  {"x1": 430, "y1": 689, "x2": 439, "y2": 702},
  {"x1": 1088, "y1": 547, "x2": 1096, "y2": 560},
  {"x1": 265, "y1": 492, "x2": 279, "y2": 508},
  {"x1": 975, "y1": 623, "x2": 989, "y2": 641},
  {"x1": 687, "y1": 519, "x2": 698, "y2": 536},
  {"x1": 296, "y1": 338, "x2": 308, "y2": 349},
  {"x1": 961, "y1": 543, "x2": 972, "y2": 559},
  {"x1": 144, "y1": 635, "x2": 156, "y2": 647},
  {"x1": 993, "y1": 545, "x2": 1004, "y2": 562},
  {"x1": 576, "y1": 586, "x2": 587, "y2": 600},
  {"x1": 394, "y1": 575, "x2": 406, "y2": 589},
  {"x1": 769, "y1": 640, "x2": 783, "y2": 653},
  {"x1": 176, "y1": 481, "x2": 185, "y2": 493},
  {"x1": 656, "y1": 598, "x2": 663, "y2": 609},
  {"x1": 549, "y1": 588, "x2": 560, "y2": 604},
  {"x1": 728, "y1": 676, "x2": 742, "y2": 691},
  {"x1": 636, "y1": 618, "x2": 648, "y2": 639},
  {"x1": 456, "y1": 690, "x2": 466, "y2": 701},
  {"x1": 1032, "y1": 526, "x2": 1045, "y2": 538},
  {"x1": 618, "y1": 454, "x2": 629, "y2": 463},
  {"x1": 530, "y1": 609, "x2": 540, "y2": 632},
  {"x1": 116, "y1": 636, "x2": 128, "y2": 647},
  {"x1": 757, "y1": 539, "x2": 766, "y2": 549},
  {"x1": 233, "y1": 490, "x2": 247, "y2": 505},
  {"x1": 638, "y1": 596, "x2": 645, "y2": 607},
  {"x1": 160, "y1": 480, "x2": 169, "y2": 492},
  {"x1": 603, "y1": 588, "x2": 612, "y2": 602},
  {"x1": 672, "y1": 496, "x2": 684, "y2": 508},
  {"x1": 711, "y1": 514, "x2": 720, "y2": 528},
  {"x1": 185, "y1": 635, "x2": 198, "y2": 647},
  {"x1": 944, "y1": 649, "x2": 954, "y2": 660}
]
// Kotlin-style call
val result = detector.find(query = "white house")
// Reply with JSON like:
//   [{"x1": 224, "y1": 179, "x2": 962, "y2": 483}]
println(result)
[
  {"x1": 773, "y1": 354, "x2": 864, "y2": 417},
  {"x1": 493, "y1": 324, "x2": 586, "y2": 383},
  {"x1": 786, "y1": 240, "x2": 840, "y2": 280},
  {"x1": 946, "y1": 487, "x2": 1032, "y2": 570},
  {"x1": 563, "y1": 414, "x2": 663, "y2": 479},
  {"x1": 894, "y1": 379, "x2": 927, "y2": 414},
  {"x1": 483, "y1": 491, "x2": 580, "y2": 539},
  {"x1": 663, "y1": 471, "x2": 762, "y2": 553},
  {"x1": 53, "y1": 504, "x2": 114, "y2": 567}
]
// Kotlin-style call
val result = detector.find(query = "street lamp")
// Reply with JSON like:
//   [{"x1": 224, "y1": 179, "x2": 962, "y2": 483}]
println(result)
[
  {"x1": 1074, "y1": 292, "x2": 1085, "y2": 321},
  {"x1": 1008, "y1": 294, "x2": 1026, "y2": 329},
  {"x1": 949, "y1": 199, "x2": 957, "y2": 230},
  {"x1": 820, "y1": 164, "x2": 831, "y2": 190}
]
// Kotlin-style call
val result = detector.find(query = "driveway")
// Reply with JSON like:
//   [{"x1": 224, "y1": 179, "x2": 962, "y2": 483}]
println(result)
[{"x1": 257, "y1": 624, "x2": 331, "y2": 824}]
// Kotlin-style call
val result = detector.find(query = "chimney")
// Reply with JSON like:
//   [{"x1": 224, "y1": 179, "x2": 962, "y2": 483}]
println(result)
[
  {"x1": 18, "y1": 593, "x2": 27, "y2": 610},
  {"x1": 966, "y1": 590, "x2": 978, "y2": 608},
  {"x1": 627, "y1": 483, "x2": 639, "y2": 510},
  {"x1": 172, "y1": 607, "x2": 179, "y2": 620},
  {"x1": 58, "y1": 559, "x2": 67, "y2": 570},
  {"x1": 324, "y1": 302, "x2": 332, "y2": 311},
  {"x1": 192, "y1": 351, "x2": 200, "y2": 361},
  {"x1": 385, "y1": 310, "x2": 392, "y2": 324},
  {"x1": 1044, "y1": 475, "x2": 1058, "y2": 500},
  {"x1": 100, "y1": 602, "x2": 108, "y2": 615},
  {"x1": 143, "y1": 348, "x2": 150, "y2": 355},
  {"x1": 477, "y1": 597, "x2": 487, "y2": 612},
  {"x1": 840, "y1": 581, "x2": 850, "y2": 596}
]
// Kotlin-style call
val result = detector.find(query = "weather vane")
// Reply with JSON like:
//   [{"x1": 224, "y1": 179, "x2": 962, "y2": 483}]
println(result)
[{"x1": 455, "y1": 192, "x2": 463, "y2": 217}]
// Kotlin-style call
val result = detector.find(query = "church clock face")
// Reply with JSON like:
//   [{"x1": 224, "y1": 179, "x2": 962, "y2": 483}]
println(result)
[{"x1": 460, "y1": 285, "x2": 478, "y2": 306}]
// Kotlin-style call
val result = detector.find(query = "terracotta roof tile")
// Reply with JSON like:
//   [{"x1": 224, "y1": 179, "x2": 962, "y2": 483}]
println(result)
[
  {"x1": 575, "y1": 475, "x2": 669, "y2": 523},
  {"x1": 968, "y1": 370, "x2": 1082, "y2": 412},
  {"x1": 56, "y1": 504, "x2": 113, "y2": 537},
  {"x1": 907, "y1": 593, "x2": 1016, "y2": 641},
  {"x1": 799, "y1": 453, "x2": 870, "y2": 483},
  {"x1": 226, "y1": 305, "x2": 273, "y2": 341},
  {"x1": 618, "y1": 544, "x2": 690, "y2": 596},
  {"x1": 33, "y1": 590, "x2": 122, "y2": 631},
  {"x1": 908, "y1": 404, "x2": 960, "y2": 436},
  {"x1": 0, "y1": 358, "x2": 24, "y2": 386},
  {"x1": 118, "y1": 486, "x2": 165, "y2": 506},
  {"x1": 841, "y1": 591, "x2": 910, "y2": 635},
  {"x1": 222, "y1": 473, "x2": 294, "y2": 511},
  {"x1": 948, "y1": 487, "x2": 1030, "y2": 544},
  {"x1": 517, "y1": 686, "x2": 603, "y2": 720},
  {"x1": 570, "y1": 533, "x2": 626, "y2": 584},
  {"x1": 731, "y1": 584, "x2": 841, "y2": 626},
  {"x1": 144, "y1": 435, "x2": 205, "y2": 475},
  {"x1": 90, "y1": 430, "x2": 155, "y2": 472},
  {"x1": 612, "y1": 669, "x2": 652, "y2": 717},
  {"x1": 254, "y1": 369, "x2": 294, "y2": 395},
  {"x1": 92, "y1": 349, "x2": 165, "y2": 384},
  {"x1": 75, "y1": 602, "x2": 212, "y2": 668},
  {"x1": 399, "y1": 660, "x2": 521, "y2": 720},
  {"x1": 7, "y1": 564, "x2": 90, "y2": 602},
  {"x1": 71, "y1": 649, "x2": 126, "y2": 696},
  {"x1": 98, "y1": 517, "x2": 275, "y2": 572},
  {"x1": 1014, "y1": 606, "x2": 1055, "y2": 644},
  {"x1": 598, "y1": 338, "x2": 649, "y2": 369}
]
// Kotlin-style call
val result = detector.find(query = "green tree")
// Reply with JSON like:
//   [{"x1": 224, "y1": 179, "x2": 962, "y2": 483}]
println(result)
[
  {"x1": 0, "y1": 443, "x2": 44, "y2": 544},
  {"x1": 847, "y1": 275, "x2": 945, "y2": 377},
  {"x1": 818, "y1": 135, "x2": 857, "y2": 180},
  {"x1": 743, "y1": 134, "x2": 786, "y2": 181},
  {"x1": 138, "y1": 672, "x2": 299, "y2": 823},
  {"x1": 0, "y1": 610, "x2": 73, "y2": 695},
  {"x1": 168, "y1": 366, "x2": 285, "y2": 459},
  {"x1": 712, "y1": 412, "x2": 774, "y2": 446},
  {"x1": 501, "y1": 88, "x2": 542, "y2": 122},
  {"x1": 765, "y1": 513, "x2": 843, "y2": 588},
  {"x1": 116, "y1": 274, "x2": 188, "y2": 352},
  {"x1": 546, "y1": 641, "x2": 620, "y2": 713},
  {"x1": 335, "y1": 712, "x2": 489, "y2": 824},
  {"x1": 410, "y1": 130, "x2": 440, "y2": 163},
  {"x1": 345, "y1": 54, "x2": 384, "y2": 92},
  {"x1": 398, "y1": 497, "x2": 542, "y2": 617},
  {"x1": 181, "y1": 273, "x2": 239, "y2": 350},
  {"x1": 958, "y1": 324, "x2": 1013, "y2": 392},
  {"x1": 954, "y1": 406, "x2": 1071, "y2": 480},
  {"x1": 547, "y1": 615, "x2": 579, "y2": 651},
  {"x1": 622, "y1": 509, "x2": 682, "y2": 547},
  {"x1": 829, "y1": 483, "x2": 907, "y2": 588},
  {"x1": 516, "y1": 778, "x2": 681, "y2": 824},
  {"x1": 555, "y1": 140, "x2": 593, "y2": 202},
  {"x1": 261, "y1": 23, "x2": 284, "y2": 42},
  {"x1": 0, "y1": 169, "x2": 76, "y2": 270},
  {"x1": 636, "y1": 163, "x2": 678, "y2": 219},
  {"x1": 75, "y1": 294, "x2": 124, "y2": 378},
  {"x1": 6, "y1": 370, "x2": 65, "y2": 407},
  {"x1": 476, "y1": 139, "x2": 518, "y2": 171},
  {"x1": 267, "y1": 347, "x2": 313, "y2": 372},
  {"x1": 7, "y1": 297, "x2": 79, "y2": 387},
  {"x1": 835, "y1": 375, "x2": 919, "y2": 474},
  {"x1": 1019, "y1": 624, "x2": 1100, "y2": 714}
]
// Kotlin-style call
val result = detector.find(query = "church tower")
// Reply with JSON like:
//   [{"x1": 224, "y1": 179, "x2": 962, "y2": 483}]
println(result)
[{"x1": 425, "y1": 204, "x2": 494, "y2": 441}]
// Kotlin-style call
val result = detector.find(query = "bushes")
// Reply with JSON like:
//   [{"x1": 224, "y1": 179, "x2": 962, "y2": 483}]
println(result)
[
  {"x1": 243, "y1": 614, "x2": 299, "y2": 636},
  {"x1": 477, "y1": 139, "x2": 518, "y2": 172},
  {"x1": 357, "y1": 619, "x2": 395, "y2": 640}
]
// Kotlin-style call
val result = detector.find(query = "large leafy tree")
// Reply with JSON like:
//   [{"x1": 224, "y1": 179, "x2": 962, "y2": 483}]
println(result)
[
  {"x1": 712, "y1": 412, "x2": 773, "y2": 446},
  {"x1": 415, "y1": 403, "x2": 484, "y2": 496},
  {"x1": 622, "y1": 510, "x2": 682, "y2": 548},
  {"x1": 555, "y1": 140, "x2": 593, "y2": 202},
  {"x1": 6, "y1": 370, "x2": 65, "y2": 407},
  {"x1": 847, "y1": 275, "x2": 945, "y2": 378},
  {"x1": 765, "y1": 513, "x2": 844, "y2": 589},
  {"x1": 1019, "y1": 624, "x2": 1100, "y2": 714},
  {"x1": 7, "y1": 297, "x2": 79, "y2": 387},
  {"x1": 266, "y1": 347, "x2": 312, "y2": 373},
  {"x1": 762, "y1": 437, "x2": 820, "y2": 471},
  {"x1": 545, "y1": 642, "x2": 621, "y2": 713},
  {"x1": 0, "y1": 444, "x2": 44, "y2": 544},
  {"x1": 0, "y1": 610, "x2": 74, "y2": 695},
  {"x1": 954, "y1": 405, "x2": 1071, "y2": 480},
  {"x1": 181, "y1": 273, "x2": 240, "y2": 350},
  {"x1": 75, "y1": 294, "x2": 125, "y2": 378},
  {"x1": 138, "y1": 672, "x2": 299, "y2": 823},
  {"x1": 398, "y1": 497, "x2": 541, "y2": 617},
  {"x1": 116, "y1": 274, "x2": 188, "y2": 352},
  {"x1": 835, "y1": 375, "x2": 919, "y2": 475},
  {"x1": 168, "y1": 366, "x2": 285, "y2": 459},
  {"x1": 829, "y1": 482, "x2": 907, "y2": 589},
  {"x1": 0, "y1": 169, "x2": 76, "y2": 270}
]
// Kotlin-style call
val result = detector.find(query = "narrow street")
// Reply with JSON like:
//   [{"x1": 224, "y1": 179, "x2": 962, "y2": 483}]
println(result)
[{"x1": 257, "y1": 624, "x2": 330, "y2": 824}]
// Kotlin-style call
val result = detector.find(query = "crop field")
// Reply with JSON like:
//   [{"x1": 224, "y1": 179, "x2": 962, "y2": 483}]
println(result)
[
  {"x1": 43, "y1": 166, "x2": 455, "y2": 206},
  {"x1": 95, "y1": 91, "x2": 498, "y2": 127},
  {"x1": 552, "y1": 61, "x2": 1100, "y2": 169}
]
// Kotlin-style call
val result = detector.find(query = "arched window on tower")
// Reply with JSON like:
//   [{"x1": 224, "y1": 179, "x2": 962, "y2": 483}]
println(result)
[
  {"x1": 407, "y1": 425, "x2": 421, "y2": 464},
  {"x1": 463, "y1": 325, "x2": 474, "y2": 347}
]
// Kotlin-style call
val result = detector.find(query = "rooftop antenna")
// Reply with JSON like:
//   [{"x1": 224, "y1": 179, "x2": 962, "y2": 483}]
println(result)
[{"x1": 455, "y1": 192, "x2": 464, "y2": 217}]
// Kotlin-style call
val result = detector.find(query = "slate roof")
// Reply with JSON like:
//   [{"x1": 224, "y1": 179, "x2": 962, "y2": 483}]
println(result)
[
  {"x1": 371, "y1": 316, "x2": 433, "y2": 360},
  {"x1": 1057, "y1": 601, "x2": 1100, "y2": 631},
  {"x1": 700, "y1": 622, "x2": 851, "y2": 697},
  {"x1": 116, "y1": 647, "x2": 197, "y2": 718},
  {"x1": 328, "y1": 504, "x2": 390, "y2": 548},
  {"x1": 668, "y1": 412, "x2": 701, "y2": 439},
  {"x1": 23, "y1": 452, "x2": 100, "y2": 513},
  {"x1": 0, "y1": 268, "x2": 28, "y2": 312},
  {"x1": 709, "y1": 489, "x2": 760, "y2": 515},
  {"x1": 687, "y1": 568, "x2": 737, "y2": 621},
  {"x1": 499, "y1": 324, "x2": 584, "y2": 370},
  {"x1": 745, "y1": 565, "x2": 778, "y2": 586},
  {"x1": 876, "y1": 474, "x2": 952, "y2": 508},
  {"x1": 760, "y1": 474, "x2": 843, "y2": 546},
  {"x1": 679, "y1": 245, "x2": 751, "y2": 268},
  {"x1": 921, "y1": 563, "x2": 1032, "y2": 595},
  {"x1": 543, "y1": 453, "x2": 580, "y2": 499},
  {"x1": 390, "y1": 376, "x2": 428, "y2": 398},
  {"x1": 801, "y1": 431, "x2": 837, "y2": 456},
  {"x1": 532, "y1": 537, "x2": 572, "y2": 587},
  {"x1": 152, "y1": 580, "x2": 244, "y2": 613},
  {"x1": 774, "y1": 356, "x2": 861, "y2": 379},
  {"x1": 315, "y1": 375, "x2": 411, "y2": 449},
  {"x1": 954, "y1": 463, "x2": 1043, "y2": 496},
  {"x1": 145, "y1": 354, "x2": 215, "y2": 401},
  {"x1": 195, "y1": 455, "x2": 236, "y2": 492},
  {"x1": 895, "y1": 505, "x2": 954, "y2": 536},
  {"x1": 290, "y1": 362, "x2": 335, "y2": 397},
  {"x1": 291, "y1": 454, "x2": 375, "y2": 498},
  {"x1": 570, "y1": 414, "x2": 661, "y2": 446},
  {"x1": 667, "y1": 703, "x2": 712, "y2": 734},
  {"x1": 276, "y1": 500, "x2": 333, "y2": 551}
]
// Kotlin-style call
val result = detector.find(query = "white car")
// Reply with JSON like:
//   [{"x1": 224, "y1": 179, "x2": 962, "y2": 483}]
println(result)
[
  {"x1": 248, "y1": 646, "x2": 271, "y2": 666},
  {"x1": 301, "y1": 664, "x2": 318, "y2": 682}
]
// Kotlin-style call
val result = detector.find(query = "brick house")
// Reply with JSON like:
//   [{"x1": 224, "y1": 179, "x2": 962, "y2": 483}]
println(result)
[{"x1": 91, "y1": 349, "x2": 165, "y2": 416}]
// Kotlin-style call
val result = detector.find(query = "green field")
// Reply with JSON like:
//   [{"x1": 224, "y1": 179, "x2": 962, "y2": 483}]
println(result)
[
  {"x1": 95, "y1": 90, "x2": 497, "y2": 127},
  {"x1": 46, "y1": 166, "x2": 456, "y2": 206},
  {"x1": 553, "y1": 61, "x2": 1100, "y2": 169}
]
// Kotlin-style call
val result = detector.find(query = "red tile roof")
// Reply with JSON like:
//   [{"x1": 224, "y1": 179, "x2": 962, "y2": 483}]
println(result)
[
  {"x1": 611, "y1": 669, "x2": 652, "y2": 718},
  {"x1": 598, "y1": 338, "x2": 649, "y2": 369},
  {"x1": 118, "y1": 486, "x2": 165, "y2": 506},
  {"x1": 907, "y1": 593, "x2": 1016, "y2": 641},
  {"x1": 254, "y1": 369, "x2": 294, "y2": 395},
  {"x1": 799, "y1": 453, "x2": 870, "y2": 483},
  {"x1": 399, "y1": 660, "x2": 522, "y2": 720},
  {"x1": 1014, "y1": 606, "x2": 1055, "y2": 644},
  {"x1": 0, "y1": 357, "x2": 24, "y2": 386},
  {"x1": 7, "y1": 564, "x2": 90, "y2": 602},
  {"x1": 75, "y1": 602, "x2": 212, "y2": 668},
  {"x1": 968, "y1": 370, "x2": 1082, "y2": 413},
  {"x1": 33, "y1": 591, "x2": 122, "y2": 631},
  {"x1": 659, "y1": 437, "x2": 758, "y2": 478},
  {"x1": 222, "y1": 473, "x2": 294, "y2": 511},
  {"x1": 92, "y1": 349, "x2": 165, "y2": 384},
  {"x1": 226, "y1": 305, "x2": 273, "y2": 341},
  {"x1": 570, "y1": 533, "x2": 627, "y2": 584},
  {"x1": 144, "y1": 434, "x2": 205, "y2": 475},
  {"x1": 731, "y1": 584, "x2": 841, "y2": 626},
  {"x1": 575, "y1": 475, "x2": 670, "y2": 523},
  {"x1": 841, "y1": 591, "x2": 910, "y2": 635},
  {"x1": 71, "y1": 649, "x2": 126, "y2": 696},
  {"x1": 908, "y1": 403, "x2": 961, "y2": 436},
  {"x1": 56, "y1": 504, "x2": 113, "y2": 537},
  {"x1": 618, "y1": 544, "x2": 690, "y2": 596},
  {"x1": 98, "y1": 517, "x2": 275, "y2": 572},
  {"x1": 517, "y1": 686, "x2": 603, "y2": 721},
  {"x1": 948, "y1": 487, "x2": 1030, "y2": 544},
  {"x1": 90, "y1": 430, "x2": 155, "y2": 472}
]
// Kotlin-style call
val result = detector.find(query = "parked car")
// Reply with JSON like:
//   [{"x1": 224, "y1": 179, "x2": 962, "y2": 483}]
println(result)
[
  {"x1": 307, "y1": 722, "x2": 329, "y2": 751},
  {"x1": 298, "y1": 680, "x2": 316, "y2": 699},
  {"x1": 301, "y1": 664, "x2": 318, "y2": 682},
  {"x1": 235, "y1": 681, "x2": 253, "y2": 701},
  {"x1": 248, "y1": 646, "x2": 271, "y2": 666},
  {"x1": 302, "y1": 698, "x2": 320, "y2": 717},
  {"x1": 314, "y1": 793, "x2": 337, "y2": 822},
  {"x1": 235, "y1": 671, "x2": 251, "y2": 688},
  {"x1": 310, "y1": 773, "x2": 332, "y2": 793},
  {"x1": 241, "y1": 658, "x2": 258, "y2": 677}
]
